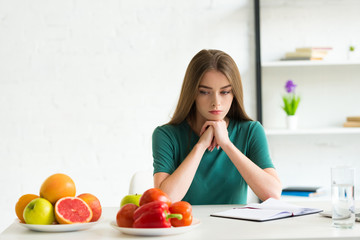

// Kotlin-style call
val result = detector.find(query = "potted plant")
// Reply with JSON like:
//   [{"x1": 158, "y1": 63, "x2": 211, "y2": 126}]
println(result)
[
  {"x1": 282, "y1": 80, "x2": 301, "y2": 129},
  {"x1": 348, "y1": 45, "x2": 355, "y2": 60}
]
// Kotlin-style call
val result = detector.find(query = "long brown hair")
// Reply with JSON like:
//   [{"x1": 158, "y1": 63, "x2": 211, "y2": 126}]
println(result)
[{"x1": 168, "y1": 49, "x2": 252, "y2": 125}]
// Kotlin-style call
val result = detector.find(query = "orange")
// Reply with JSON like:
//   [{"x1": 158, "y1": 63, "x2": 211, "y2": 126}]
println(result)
[
  {"x1": 40, "y1": 173, "x2": 76, "y2": 205},
  {"x1": 55, "y1": 197, "x2": 92, "y2": 224},
  {"x1": 15, "y1": 194, "x2": 39, "y2": 223},
  {"x1": 78, "y1": 193, "x2": 102, "y2": 222}
]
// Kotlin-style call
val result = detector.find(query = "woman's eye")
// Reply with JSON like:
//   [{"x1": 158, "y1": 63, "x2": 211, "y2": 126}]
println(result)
[
  {"x1": 221, "y1": 91, "x2": 231, "y2": 95},
  {"x1": 199, "y1": 90, "x2": 210, "y2": 95}
]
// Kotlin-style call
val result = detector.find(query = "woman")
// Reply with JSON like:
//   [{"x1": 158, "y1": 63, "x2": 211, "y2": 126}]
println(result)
[{"x1": 152, "y1": 49, "x2": 281, "y2": 204}]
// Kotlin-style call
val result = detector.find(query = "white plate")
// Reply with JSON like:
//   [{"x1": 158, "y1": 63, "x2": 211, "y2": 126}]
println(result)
[
  {"x1": 110, "y1": 219, "x2": 200, "y2": 236},
  {"x1": 17, "y1": 220, "x2": 98, "y2": 232}
]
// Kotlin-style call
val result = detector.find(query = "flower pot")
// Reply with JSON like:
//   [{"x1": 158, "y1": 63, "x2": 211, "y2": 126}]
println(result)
[
  {"x1": 286, "y1": 115, "x2": 298, "y2": 130},
  {"x1": 347, "y1": 51, "x2": 355, "y2": 61}
]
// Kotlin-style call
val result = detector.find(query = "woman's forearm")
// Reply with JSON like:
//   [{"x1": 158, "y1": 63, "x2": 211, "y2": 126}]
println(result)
[
  {"x1": 221, "y1": 142, "x2": 282, "y2": 201},
  {"x1": 155, "y1": 143, "x2": 207, "y2": 202}
]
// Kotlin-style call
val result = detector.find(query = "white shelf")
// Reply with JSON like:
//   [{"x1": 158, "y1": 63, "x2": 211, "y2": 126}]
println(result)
[
  {"x1": 265, "y1": 127, "x2": 360, "y2": 136},
  {"x1": 262, "y1": 60, "x2": 360, "y2": 67}
]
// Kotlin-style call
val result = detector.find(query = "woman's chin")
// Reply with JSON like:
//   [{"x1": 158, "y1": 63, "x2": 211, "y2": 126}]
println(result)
[{"x1": 207, "y1": 116, "x2": 225, "y2": 121}]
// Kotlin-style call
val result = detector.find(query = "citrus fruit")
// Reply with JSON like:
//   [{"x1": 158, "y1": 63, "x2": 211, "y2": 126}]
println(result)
[
  {"x1": 40, "y1": 173, "x2": 76, "y2": 205},
  {"x1": 77, "y1": 193, "x2": 102, "y2": 222},
  {"x1": 15, "y1": 194, "x2": 39, "y2": 223},
  {"x1": 55, "y1": 197, "x2": 93, "y2": 224}
]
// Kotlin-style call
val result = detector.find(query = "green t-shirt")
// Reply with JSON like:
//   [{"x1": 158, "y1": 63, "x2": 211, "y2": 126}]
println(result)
[{"x1": 152, "y1": 120, "x2": 274, "y2": 205}]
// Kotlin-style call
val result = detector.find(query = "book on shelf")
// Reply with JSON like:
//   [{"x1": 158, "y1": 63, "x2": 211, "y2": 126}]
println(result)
[
  {"x1": 281, "y1": 46, "x2": 332, "y2": 61},
  {"x1": 285, "y1": 51, "x2": 327, "y2": 58},
  {"x1": 281, "y1": 57, "x2": 323, "y2": 61},
  {"x1": 347, "y1": 116, "x2": 360, "y2": 122},
  {"x1": 282, "y1": 191, "x2": 314, "y2": 197},
  {"x1": 343, "y1": 116, "x2": 360, "y2": 127},
  {"x1": 281, "y1": 186, "x2": 325, "y2": 197},
  {"x1": 344, "y1": 121, "x2": 360, "y2": 127},
  {"x1": 210, "y1": 198, "x2": 322, "y2": 222}
]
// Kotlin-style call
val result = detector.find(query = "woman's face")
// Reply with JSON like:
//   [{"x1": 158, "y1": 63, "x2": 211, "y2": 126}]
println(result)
[{"x1": 195, "y1": 70, "x2": 234, "y2": 122}]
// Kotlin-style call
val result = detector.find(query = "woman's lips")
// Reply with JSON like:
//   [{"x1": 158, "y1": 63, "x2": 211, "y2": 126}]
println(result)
[{"x1": 209, "y1": 110, "x2": 222, "y2": 115}]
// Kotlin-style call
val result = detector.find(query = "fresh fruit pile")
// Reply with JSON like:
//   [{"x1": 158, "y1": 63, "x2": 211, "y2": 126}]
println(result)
[
  {"x1": 15, "y1": 173, "x2": 102, "y2": 225},
  {"x1": 116, "y1": 188, "x2": 193, "y2": 228}
]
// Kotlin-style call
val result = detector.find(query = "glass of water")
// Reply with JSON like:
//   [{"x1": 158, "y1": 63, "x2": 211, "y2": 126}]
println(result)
[{"x1": 331, "y1": 166, "x2": 355, "y2": 228}]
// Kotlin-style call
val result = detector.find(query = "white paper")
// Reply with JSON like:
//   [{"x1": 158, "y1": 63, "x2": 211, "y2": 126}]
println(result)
[{"x1": 211, "y1": 198, "x2": 322, "y2": 221}]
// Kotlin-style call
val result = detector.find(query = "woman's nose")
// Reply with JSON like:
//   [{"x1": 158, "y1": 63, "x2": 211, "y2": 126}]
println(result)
[{"x1": 212, "y1": 94, "x2": 220, "y2": 107}]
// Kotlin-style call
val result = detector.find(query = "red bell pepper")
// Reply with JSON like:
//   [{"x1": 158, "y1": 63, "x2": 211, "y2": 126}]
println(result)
[
  {"x1": 133, "y1": 201, "x2": 182, "y2": 228},
  {"x1": 133, "y1": 200, "x2": 168, "y2": 220},
  {"x1": 169, "y1": 201, "x2": 193, "y2": 227}
]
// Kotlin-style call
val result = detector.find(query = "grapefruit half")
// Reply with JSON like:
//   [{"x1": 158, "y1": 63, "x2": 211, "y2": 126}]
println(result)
[{"x1": 55, "y1": 197, "x2": 93, "y2": 224}]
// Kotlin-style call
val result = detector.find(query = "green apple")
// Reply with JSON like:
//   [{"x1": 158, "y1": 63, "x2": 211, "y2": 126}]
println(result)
[
  {"x1": 23, "y1": 198, "x2": 55, "y2": 225},
  {"x1": 120, "y1": 194, "x2": 142, "y2": 207}
]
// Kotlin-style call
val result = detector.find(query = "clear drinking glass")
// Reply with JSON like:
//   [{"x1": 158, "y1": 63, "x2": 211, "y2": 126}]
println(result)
[{"x1": 331, "y1": 166, "x2": 355, "y2": 228}]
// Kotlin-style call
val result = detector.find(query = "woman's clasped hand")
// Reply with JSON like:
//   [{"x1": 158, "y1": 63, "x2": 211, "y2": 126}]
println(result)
[{"x1": 199, "y1": 120, "x2": 230, "y2": 152}]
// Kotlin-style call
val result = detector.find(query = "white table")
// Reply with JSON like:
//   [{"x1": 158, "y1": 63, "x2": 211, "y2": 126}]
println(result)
[{"x1": 2, "y1": 201, "x2": 360, "y2": 240}]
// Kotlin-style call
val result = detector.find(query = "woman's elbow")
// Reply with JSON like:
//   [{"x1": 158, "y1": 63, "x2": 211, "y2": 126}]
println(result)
[
  {"x1": 269, "y1": 190, "x2": 282, "y2": 200},
  {"x1": 259, "y1": 185, "x2": 282, "y2": 201},
  {"x1": 259, "y1": 192, "x2": 280, "y2": 202}
]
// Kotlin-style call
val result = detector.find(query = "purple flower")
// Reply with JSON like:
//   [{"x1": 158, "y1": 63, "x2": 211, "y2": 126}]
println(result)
[
  {"x1": 285, "y1": 80, "x2": 297, "y2": 93},
  {"x1": 282, "y1": 80, "x2": 300, "y2": 115}
]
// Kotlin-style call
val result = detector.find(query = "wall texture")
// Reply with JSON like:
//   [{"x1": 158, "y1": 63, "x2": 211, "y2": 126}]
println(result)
[{"x1": 0, "y1": 0, "x2": 255, "y2": 231}]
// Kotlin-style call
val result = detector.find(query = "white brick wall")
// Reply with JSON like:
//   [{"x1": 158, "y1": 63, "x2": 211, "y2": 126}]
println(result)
[{"x1": 0, "y1": 0, "x2": 255, "y2": 231}]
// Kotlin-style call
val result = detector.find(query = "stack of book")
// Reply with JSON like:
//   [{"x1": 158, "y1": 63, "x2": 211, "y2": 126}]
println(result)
[
  {"x1": 344, "y1": 116, "x2": 360, "y2": 127},
  {"x1": 281, "y1": 186, "x2": 324, "y2": 197},
  {"x1": 281, "y1": 47, "x2": 332, "y2": 61}
]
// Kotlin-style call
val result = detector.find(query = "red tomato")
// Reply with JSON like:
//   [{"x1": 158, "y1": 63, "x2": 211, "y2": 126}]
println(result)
[
  {"x1": 139, "y1": 188, "x2": 172, "y2": 206},
  {"x1": 169, "y1": 201, "x2": 193, "y2": 227},
  {"x1": 116, "y1": 203, "x2": 138, "y2": 228}
]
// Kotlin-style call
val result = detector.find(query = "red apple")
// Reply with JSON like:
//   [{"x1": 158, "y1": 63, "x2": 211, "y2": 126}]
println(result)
[
  {"x1": 77, "y1": 193, "x2": 102, "y2": 222},
  {"x1": 116, "y1": 203, "x2": 138, "y2": 228}
]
